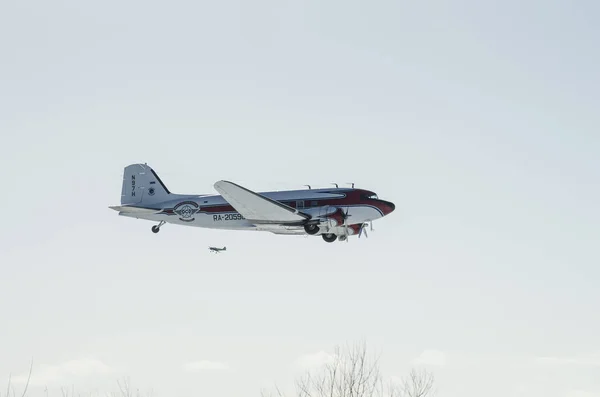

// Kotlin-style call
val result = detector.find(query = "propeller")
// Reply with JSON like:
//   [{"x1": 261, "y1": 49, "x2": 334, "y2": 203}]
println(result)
[
  {"x1": 341, "y1": 207, "x2": 351, "y2": 243},
  {"x1": 340, "y1": 207, "x2": 352, "y2": 242}
]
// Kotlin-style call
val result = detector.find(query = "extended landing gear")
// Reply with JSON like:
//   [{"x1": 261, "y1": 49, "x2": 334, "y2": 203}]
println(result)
[
  {"x1": 322, "y1": 233, "x2": 337, "y2": 243},
  {"x1": 304, "y1": 224, "x2": 320, "y2": 235},
  {"x1": 151, "y1": 221, "x2": 165, "y2": 234}
]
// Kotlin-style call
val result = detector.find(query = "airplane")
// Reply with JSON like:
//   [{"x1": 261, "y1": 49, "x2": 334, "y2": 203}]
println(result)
[
  {"x1": 109, "y1": 163, "x2": 395, "y2": 243},
  {"x1": 209, "y1": 246, "x2": 226, "y2": 253}
]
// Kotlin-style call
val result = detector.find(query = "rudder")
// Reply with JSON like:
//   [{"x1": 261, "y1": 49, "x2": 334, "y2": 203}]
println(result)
[{"x1": 120, "y1": 163, "x2": 171, "y2": 206}]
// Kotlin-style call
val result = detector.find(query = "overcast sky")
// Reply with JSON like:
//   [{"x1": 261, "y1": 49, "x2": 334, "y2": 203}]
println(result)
[{"x1": 1, "y1": 1, "x2": 599, "y2": 397}]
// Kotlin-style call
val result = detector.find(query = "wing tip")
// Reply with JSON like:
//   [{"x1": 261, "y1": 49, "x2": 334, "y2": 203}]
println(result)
[{"x1": 213, "y1": 180, "x2": 233, "y2": 189}]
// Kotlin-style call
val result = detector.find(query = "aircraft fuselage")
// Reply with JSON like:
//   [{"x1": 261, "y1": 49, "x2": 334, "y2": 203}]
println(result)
[
  {"x1": 119, "y1": 187, "x2": 394, "y2": 235},
  {"x1": 111, "y1": 163, "x2": 395, "y2": 241}
]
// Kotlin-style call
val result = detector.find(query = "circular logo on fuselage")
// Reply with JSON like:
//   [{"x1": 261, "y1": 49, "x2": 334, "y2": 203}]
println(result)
[{"x1": 173, "y1": 201, "x2": 200, "y2": 222}]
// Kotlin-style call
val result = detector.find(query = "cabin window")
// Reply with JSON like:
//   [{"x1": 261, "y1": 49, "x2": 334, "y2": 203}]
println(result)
[
  {"x1": 311, "y1": 201, "x2": 318, "y2": 207},
  {"x1": 296, "y1": 200, "x2": 305, "y2": 209}
]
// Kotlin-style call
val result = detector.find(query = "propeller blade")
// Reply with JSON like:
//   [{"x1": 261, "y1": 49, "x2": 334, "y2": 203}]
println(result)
[
  {"x1": 343, "y1": 207, "x2": 352, "y2": 221},
  {"x1": 342, "y1": 207, "x2": 349, "y2": 228}
]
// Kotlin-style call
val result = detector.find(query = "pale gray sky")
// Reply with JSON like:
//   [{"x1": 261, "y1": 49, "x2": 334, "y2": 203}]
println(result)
[{"x1": 1, "y1": 0, "x2": 598, "y2": 396}]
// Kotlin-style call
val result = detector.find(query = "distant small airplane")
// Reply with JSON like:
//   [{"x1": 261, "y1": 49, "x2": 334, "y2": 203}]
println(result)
[
  {"x1": 109, "y1": 163, "x2": 395, "y2": 243},
  {"x1": 209, "y1": 246, "x2": 226, "y2": 253}
]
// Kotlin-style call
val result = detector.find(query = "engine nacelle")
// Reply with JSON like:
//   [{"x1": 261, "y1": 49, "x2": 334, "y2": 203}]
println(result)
[
  {"x1": 315, "y1": 207, "x2": 346, "y2": 228},
  {"x1": 301, "y1": 207, "x2": 349, "y2": 235}
]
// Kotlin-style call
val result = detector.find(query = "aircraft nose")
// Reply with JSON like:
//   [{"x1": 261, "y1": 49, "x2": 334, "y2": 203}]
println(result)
[{"x1": 380, "y1": 200, "x2": 395, "y2": 215}]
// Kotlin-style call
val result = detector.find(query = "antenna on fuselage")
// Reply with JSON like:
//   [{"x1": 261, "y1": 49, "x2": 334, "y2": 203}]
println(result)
[
  {"x1": 304, "y1": 185, "x2": 312, "y2": 189},
  {"x1": 346, "y1": 182, "x2": 355, "y2": 188},
  {"x1": 331, "y1": 183, "x2": 338, "y2": 188}
]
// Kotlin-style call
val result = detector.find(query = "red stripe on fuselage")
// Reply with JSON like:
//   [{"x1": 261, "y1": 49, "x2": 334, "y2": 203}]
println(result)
[{"x1": 160, "y1": 189, "x2": 394, "y2": 217}]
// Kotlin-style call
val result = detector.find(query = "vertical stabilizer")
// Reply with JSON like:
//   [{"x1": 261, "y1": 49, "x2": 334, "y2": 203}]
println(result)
[{"x1": 120, "y1": 163, "x2": 172, "y2": 206}]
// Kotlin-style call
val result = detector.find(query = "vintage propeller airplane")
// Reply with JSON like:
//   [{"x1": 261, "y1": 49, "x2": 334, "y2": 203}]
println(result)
[
  {"x1": 209, "y1": 246, "x2": 227, "y2": 253},
  {"x1": 109, "y1": 163, "x2": 395, "y2": 243}
]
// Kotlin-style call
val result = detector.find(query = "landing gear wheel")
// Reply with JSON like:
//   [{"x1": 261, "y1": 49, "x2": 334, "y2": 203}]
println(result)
[
  {"x1": 151, "y1": 221, "x2": 165, "y2": 234},
  {"x1": 304, "y1": 224, "x2": 320, "y2": 235},
  {"x1": 322, "y1": 233, "x2": 337, "y2": 243}
]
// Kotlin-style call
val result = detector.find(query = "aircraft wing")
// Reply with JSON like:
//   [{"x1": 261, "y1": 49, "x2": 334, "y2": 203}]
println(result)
[
  {"x1": 255, "y1": 225, "x2": 306, "y2": 235},
  {"x1": 213, "y1": 180, "x2": 310, "y2": 224}
]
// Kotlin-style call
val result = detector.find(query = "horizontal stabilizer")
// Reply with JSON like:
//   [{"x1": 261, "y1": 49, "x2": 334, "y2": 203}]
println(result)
[
  {"x1": 109, "y1": 205, "x2": 161, "y2": 214},
  {"x1": 213, "y1": 180, "x2": 310, "y2": 224}
]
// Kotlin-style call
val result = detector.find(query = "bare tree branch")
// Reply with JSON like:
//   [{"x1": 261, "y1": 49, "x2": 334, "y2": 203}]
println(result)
[
  {"x1": 291, "y1": 341, "x2": 384, "y2": 397},
  {"x1": 6, "y1": 373, "x2": 11, "y2": 397},
  {"x1": 261, "y1": 384, "x2": 287, "y2": 397},
  {"x1": 117, "y1": 378, "x2": 131, "y2": 397},
  {"x1": 396, "y1": 368, "x2": 435, "y2": 397},
  {"x1": 264, "y1": 341, "x2": 437, "y2": 397},
  {"x1": 19, "y1": 358, "x2": 33, "y2": 397}
]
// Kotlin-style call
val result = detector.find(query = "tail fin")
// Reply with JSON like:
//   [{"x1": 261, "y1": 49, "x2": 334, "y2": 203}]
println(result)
[{"x1": 120, "y1": 163, "x2": 172, "y2": 206}]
